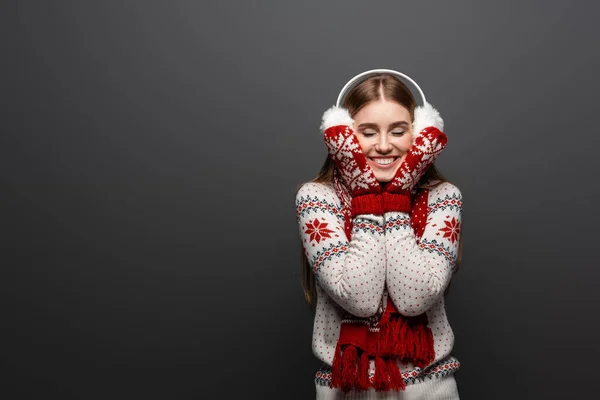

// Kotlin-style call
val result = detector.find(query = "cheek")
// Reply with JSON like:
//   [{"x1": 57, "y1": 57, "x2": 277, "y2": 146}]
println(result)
[
  {"x1": 406, "y1": 134, "x2": 415, "y2": 150},
  {"x1": 396, "y1": 136, "x2": 413, "y2": 152},
  {"x1": 354, "y1": 134, "x2": 368, "y2": 153}
]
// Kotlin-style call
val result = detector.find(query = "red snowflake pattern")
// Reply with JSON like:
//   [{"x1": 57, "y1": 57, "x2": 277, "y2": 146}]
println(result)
[
  {"x1": 439, "y1": 216, "x2": 460, "y2": 243},
  {"x1": 305, "y1": 218, "x2": 335, "y2": 244}
]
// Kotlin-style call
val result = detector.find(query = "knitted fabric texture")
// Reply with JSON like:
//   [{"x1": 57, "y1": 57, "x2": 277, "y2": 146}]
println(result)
[
  {"x1": 295, "y1": 169, "x2": 463, "y2": 395},
  {"x1": 330, "y1": 169, "x2": 434, "y2": 393}
]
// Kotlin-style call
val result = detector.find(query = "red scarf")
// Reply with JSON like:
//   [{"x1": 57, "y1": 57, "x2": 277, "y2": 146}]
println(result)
[{"x1": 331, "y1": 169, "x2": 435, "y2": 392}]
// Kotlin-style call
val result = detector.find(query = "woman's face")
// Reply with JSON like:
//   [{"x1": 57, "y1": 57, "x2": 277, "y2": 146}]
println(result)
[{"x1": 352, "y1": 99, "x2": 413, "y2": 183}]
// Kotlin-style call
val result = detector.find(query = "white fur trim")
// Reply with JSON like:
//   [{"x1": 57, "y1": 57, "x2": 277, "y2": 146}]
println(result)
[
  {"x1": 412, "y1": 102, "x2": 444, "y2": 140},
  {"x1": 320, "y1": 105, "x2": 354, "y2": 132}
]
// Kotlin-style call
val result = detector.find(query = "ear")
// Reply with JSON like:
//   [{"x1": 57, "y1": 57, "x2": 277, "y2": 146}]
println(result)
[
  {"x1": 412, "y1": 102, "x2": 444, "y2": 143},
  {"x1": 320, "y1": 105, "x2": 354, "y2": 132}
]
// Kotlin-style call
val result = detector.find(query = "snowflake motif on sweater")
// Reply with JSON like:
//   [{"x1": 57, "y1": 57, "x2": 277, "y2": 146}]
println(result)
[
  {"x1": 304, "y1": 218, "x2": 337, "y2": 244},
  {"x1": 438, "y1": 217, "x2": 460, "y2": 244}
]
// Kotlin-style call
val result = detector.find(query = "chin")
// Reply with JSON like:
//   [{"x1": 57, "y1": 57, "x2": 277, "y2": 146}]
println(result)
[
  {"x1": 375, "y1": 174, "x2": 394, "y2": 183},
  {"x1": 374, "y1": 169, "x2": 400, "y2": 183}
]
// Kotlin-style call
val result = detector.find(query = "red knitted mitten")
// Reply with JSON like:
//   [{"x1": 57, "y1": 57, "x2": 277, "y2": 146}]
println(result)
[
  {"x1": 383, "y1": 102, "x2": 448, "y2": 213},
  {"x1": 320, "y1": 106, "x2": 383, "y2": 216}
]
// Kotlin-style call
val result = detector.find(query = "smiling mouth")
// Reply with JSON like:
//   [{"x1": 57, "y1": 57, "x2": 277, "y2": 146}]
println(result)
[{"x1": 367, "y1": 157, "x2": 400, "y2": 169}]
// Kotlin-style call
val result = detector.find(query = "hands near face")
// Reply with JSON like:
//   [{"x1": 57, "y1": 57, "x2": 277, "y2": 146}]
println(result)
[{"x1": 321, "y1": 102, "x2": 447, "y2": 215}]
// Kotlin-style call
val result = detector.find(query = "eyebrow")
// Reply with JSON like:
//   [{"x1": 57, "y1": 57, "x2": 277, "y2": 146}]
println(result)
[{"x1": 357, "y1": 121, "x2": 410, "y2": 130}]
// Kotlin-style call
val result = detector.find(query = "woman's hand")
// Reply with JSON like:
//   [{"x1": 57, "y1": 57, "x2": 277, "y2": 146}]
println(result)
[
  {"x1": 382, "y1": 103, "x2": 448, "y2": 213},
  {"x1": 320, "y1": 106, "x2": 384, "y2": 216}
]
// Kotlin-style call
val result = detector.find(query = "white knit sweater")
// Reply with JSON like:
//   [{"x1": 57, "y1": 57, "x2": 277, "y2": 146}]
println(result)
[{"x1": 295, "y1": 180, "x2": 463, "y2": 399}]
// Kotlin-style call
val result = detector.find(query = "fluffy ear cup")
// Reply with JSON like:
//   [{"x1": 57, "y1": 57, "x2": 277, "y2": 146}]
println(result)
[
  {"x1": 320, "y1": 105, "x2": 354, "y2": 132},
  {"x1": 412, "y1": 102, "x2": 444, "y2": 144}
]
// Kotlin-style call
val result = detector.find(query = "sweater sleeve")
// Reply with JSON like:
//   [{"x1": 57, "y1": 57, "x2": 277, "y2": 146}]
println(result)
[
  {"x1": 295, "y1": 182, "x2": 386, "y2": 318},
  {"x1": 384, "y1": 182, "x2": 463, "y2": 316}
]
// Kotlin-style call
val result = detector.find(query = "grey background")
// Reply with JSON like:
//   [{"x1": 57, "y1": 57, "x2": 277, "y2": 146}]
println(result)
[{"x1": 2, "y1": 0, "x2": 599, "y2": 399}]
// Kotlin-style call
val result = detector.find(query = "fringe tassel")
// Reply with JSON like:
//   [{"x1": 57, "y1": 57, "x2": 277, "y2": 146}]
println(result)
[
  {"x1": 340, "y1": 345, "x2": 358, "y2": 392},
  {"x1": 390, "y1": 314, "x2": 435, "y2": 367},
  {"x1": 377, "y1": 319, "x2": 392, "y2": 355},
  {"x1": 356, "y1": 350, "x2": 370, "y2": 391},
  {"x1": 376, "y1": 302, "x2": 395, "y2": 355},
  {"x1": 330, "y1": 343, "x2": 343, "y2": 389},
  {"x1": 413, "y1": 324, "x2": 435, "y2": 368},
  {"x1": 372, "y1": 356, "x2": 390, "y2": 391},
  {"x1": 391, "y1": 315, "x2": 403, "y2": 340},
  {"x1": 386, "y1": 357, "x2": 406, "y2": 391},
  {"x1": 424, "y1": 326, "x2": 435, "y2": 364},
  {"x1": 394, "y1": 318, "x2": 412, "y2": 362},
  {"x1": 404, "y1": 322, "x2": 416, "y2": 361}
]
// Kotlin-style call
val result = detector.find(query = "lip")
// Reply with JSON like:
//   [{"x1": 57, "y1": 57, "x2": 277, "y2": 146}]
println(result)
[{"x1": 367, "y1": 157, "x2": 401, "y2": 170}]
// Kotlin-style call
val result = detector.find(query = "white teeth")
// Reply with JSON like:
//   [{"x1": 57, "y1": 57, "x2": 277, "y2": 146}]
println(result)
[{"x1": 370, "y1": 157, "x2": 396, "y2": 165}]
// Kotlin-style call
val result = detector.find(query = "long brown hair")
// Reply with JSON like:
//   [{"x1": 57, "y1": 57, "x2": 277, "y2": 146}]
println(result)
[{"x1": 297, "y1": 74, "x2": 463, "y2": 311}]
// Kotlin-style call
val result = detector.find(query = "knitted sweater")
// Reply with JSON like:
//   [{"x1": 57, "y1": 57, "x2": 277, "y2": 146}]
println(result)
[{"x1": 295, "y1": 179, "x2": 463, "y2": 398}]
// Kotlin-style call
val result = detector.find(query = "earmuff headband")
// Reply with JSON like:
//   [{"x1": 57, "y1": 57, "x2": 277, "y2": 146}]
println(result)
[{"x1": 335, "y1": 69, "x2": 427, "y2": 108}]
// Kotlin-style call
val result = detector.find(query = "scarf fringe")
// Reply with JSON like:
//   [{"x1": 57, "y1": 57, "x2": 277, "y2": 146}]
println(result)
[
  {"x1": 387, "y1": 357, "x2": 406, "y2": 391},
  {"x1": 413, "y1": 322, "x2": 436, "y2": 368},
  {"x1": 330, "y1": 343, "x2": 343, "y2": 389},
  {"x1": 379, "y1": 313, "x2": 435, "y2": 365},
  {"x1": 357, "y1": 350, "x2": 370, "y2": 390},
  {"x1": 340, "y1": 345, "x2": 358, "y2": 392},
  {"x1": 372, "y1": 356, "x2": 390, "y2": 391},
  {"x1": 330, "y1": 314, "x2": 435, "y2": 392},
  {"x1": 331, "y1": 344, "x2": 370, "y2": 393}
]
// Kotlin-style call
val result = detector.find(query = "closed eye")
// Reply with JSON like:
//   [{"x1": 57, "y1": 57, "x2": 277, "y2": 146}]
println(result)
[{"x1": 361, "y1": 131, "x2": 405, "y2": 137}]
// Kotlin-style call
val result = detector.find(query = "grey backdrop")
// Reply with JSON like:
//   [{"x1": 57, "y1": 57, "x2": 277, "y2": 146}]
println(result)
[{"x1": 2, "y1": 1, "x2": 599, "y2": 399}]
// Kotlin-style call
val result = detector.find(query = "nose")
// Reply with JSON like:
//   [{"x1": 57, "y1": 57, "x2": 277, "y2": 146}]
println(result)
[{"x1": 375, "y1": 134, "x2": 392, "y2": 153}]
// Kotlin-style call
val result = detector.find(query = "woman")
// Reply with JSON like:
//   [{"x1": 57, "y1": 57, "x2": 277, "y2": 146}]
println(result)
[{"x1": 295, "y1": 69, "x2": 463, "y2": 399}]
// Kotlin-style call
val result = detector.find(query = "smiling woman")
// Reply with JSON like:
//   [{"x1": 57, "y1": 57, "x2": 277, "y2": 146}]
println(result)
[
  {"x1": 295, "y1": 70, "x2": 464, "y2": 399},
  {"x1": 316, "y1": 73, "x2": 452, "y2": 193},
  {"x1": 353, "y1": 99, "x2": 415, "y2": 183}
]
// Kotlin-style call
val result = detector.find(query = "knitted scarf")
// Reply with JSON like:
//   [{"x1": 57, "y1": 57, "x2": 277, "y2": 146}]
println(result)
[{"x1": 330, "y1": 168, "x2": 435, "y2": 392}]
